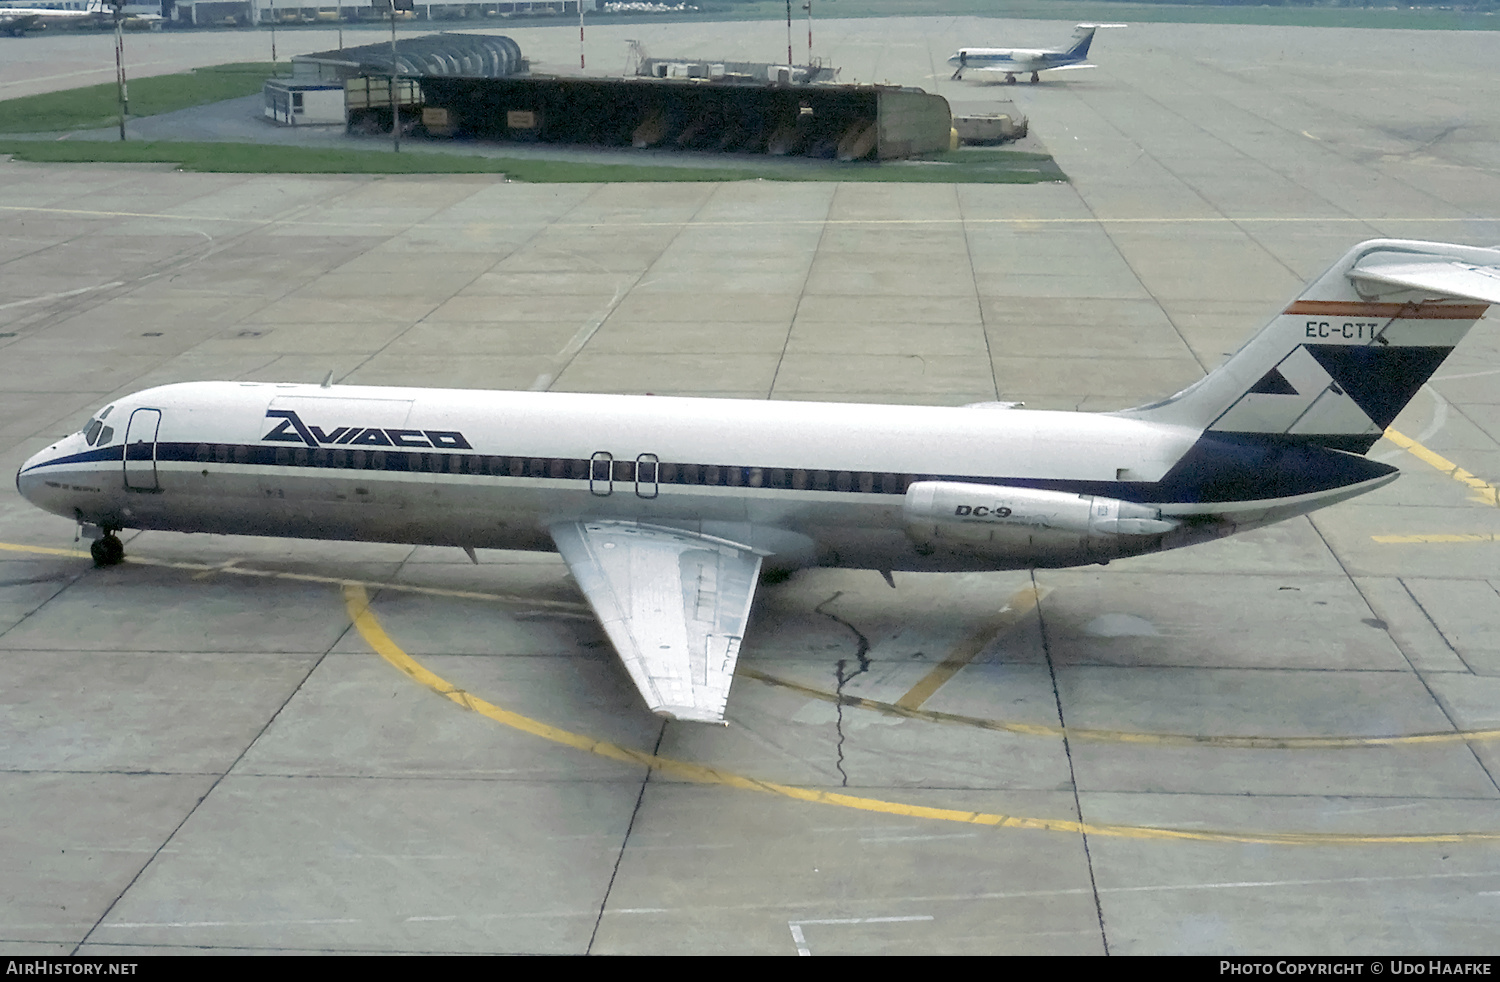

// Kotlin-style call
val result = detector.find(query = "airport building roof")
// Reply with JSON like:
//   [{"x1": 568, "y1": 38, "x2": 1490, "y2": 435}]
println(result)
[{"x1": 292, "y1": 32, "x2": 525, "y2": 79}]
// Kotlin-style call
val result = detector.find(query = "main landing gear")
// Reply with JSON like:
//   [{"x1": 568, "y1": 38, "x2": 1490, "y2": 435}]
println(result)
[
  {"x1": 1005, "y1": 73, "x2": 1016, "y2": 85},
  {"x1": 90, "y1": 532, "x2": 125, "y2": 567},
  {"x1": 1030, "y1": 71, "x2": 1040, "y2": 84}
]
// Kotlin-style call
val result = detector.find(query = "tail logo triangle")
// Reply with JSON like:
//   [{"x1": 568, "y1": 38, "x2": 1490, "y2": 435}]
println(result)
[
  {"x1": 1248, "y1": 367, "x2": 1299, "y2": 396},
  {"x1": 1303, "y1": 344, "x2": 1454, "y2": 429}
]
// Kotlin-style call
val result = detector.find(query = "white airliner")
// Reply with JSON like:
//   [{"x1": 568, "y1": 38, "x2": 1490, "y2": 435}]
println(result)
[
  {"x1": 16, "y1": 239, "x2": 1500, "y2": 723},
  {"x1": 948, "y1": 23, "x2": 1124, "y2": 84},
  {"x1": 0, "y1": 0, "x2": 104, "y2": 35}
]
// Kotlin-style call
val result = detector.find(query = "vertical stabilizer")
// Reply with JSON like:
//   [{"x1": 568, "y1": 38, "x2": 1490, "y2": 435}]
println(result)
[
  {"x1": 1064, "y1": 25, "x2": 1098, "y2": 60},
  {"x1": 1114, "y1": 240, "x2": 1500, "y2": 453}
]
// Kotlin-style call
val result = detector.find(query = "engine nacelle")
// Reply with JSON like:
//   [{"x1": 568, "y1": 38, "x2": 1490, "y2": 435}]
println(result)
[{"x1": 903, "y1": 481, "x2": 1179, "y2": 564}]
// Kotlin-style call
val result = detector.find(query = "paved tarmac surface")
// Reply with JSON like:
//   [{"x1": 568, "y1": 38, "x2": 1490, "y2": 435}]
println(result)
[{"x1": 3, "y1": 18, "x2": 1500, "y2": 955}]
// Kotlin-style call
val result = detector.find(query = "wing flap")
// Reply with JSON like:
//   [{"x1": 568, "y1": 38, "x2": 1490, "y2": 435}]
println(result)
[
  {"x1": 1349, "y1": 257, "x2": 1500, "y2": 304},
  {"x1": 551, "y1": 521, "x2": 764, "y2": 724}
]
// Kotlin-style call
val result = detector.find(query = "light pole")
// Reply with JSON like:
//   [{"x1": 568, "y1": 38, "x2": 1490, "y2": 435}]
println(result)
[
  {"x1": 111, "y1": 0, "x2": 127, "y2": 141},
  {"x1": 389, "y1": 3, "x2": 398, "y2": 154},
  {"x1": 804, "y1": 0, "x2": 813, "y2": 67},
  {"x1": 785, "y1": 0, "x2": 792, "y2": 69},
  {"x1": 388, "y1": 0, "x2": 414, "y2": 153}
]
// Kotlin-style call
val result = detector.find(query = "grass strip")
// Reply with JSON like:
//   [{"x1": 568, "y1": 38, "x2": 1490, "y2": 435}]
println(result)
[
  {"x1": 0, "y1": 63, "x2": 280, "y2": 135},
  {"x1": 0, "y1": 139, "x2": 1066, "y2": 183}
]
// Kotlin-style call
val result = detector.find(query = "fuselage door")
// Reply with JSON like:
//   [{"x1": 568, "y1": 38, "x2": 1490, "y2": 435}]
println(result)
[
  {"x1": 123, "y1": 408, "x2": 162, "y2": 492},
  {"x1": 635, "y1": 453, "x2": 659, "y2": 499},
  {"x1": 590, "y1": 451, "x2": 613, "y2": 497}
]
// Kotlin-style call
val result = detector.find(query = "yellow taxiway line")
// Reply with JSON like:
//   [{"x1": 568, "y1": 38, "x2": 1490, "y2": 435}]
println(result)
[
  {"x1": 0, "y1": 540, "x2": 588, "y2": 611},
  {"x1": 5, "y1": 538, "x2": 1495, "y2": 751},
  {"x1": 1383, "y1": 428, "x2": 1500, "y2": 508},
  {"x1": 893, "y1": 586, "x2": 1046, "y2": 711},
  {"x1": 1368, "y1": 429, "x2": 1500, "y2": 543},
  {"x1": 342, "y1": 583, "x2": 1500, "y2": 846},
  {"x1": 742, "y1": 669, "x2": 1500, "y2": 749}
]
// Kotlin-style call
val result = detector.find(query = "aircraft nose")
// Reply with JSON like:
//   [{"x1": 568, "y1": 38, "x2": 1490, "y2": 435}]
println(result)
[
  {"x1": 14, "y1": 443, "x2": 86, "y2": 522},
  {"x1": 16, "y1": 448, "x2": 49, "y2": 502}
]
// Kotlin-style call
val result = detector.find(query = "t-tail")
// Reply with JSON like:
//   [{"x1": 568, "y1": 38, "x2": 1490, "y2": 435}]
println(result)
[
  {"x1": 1114, "y1": 239, "x2": 1500, "y2": 453},
  {"x1": 1063, "y1": 25, "x2": 1099, "y2": 61}
]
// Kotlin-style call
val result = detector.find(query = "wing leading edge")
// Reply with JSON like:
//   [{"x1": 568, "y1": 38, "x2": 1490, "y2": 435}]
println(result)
[{"x1": 550, "y1": 521, "x2": 765, "y2": 723}]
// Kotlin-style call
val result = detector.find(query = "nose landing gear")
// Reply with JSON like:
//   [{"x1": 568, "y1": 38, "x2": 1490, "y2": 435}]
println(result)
[{"x1": 90, "y1": 532, "x2": 125, "y2": 567}]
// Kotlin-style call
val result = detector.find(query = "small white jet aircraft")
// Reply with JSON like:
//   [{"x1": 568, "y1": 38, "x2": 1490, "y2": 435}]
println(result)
[
  {"x1": 17, "y1": 239, "x2": 1500, "y2": 723},
  {"x1": 948, "y1": 23, "x2": 1123, "y2": 84},
  {"x1": 0, "y1": 0, "x2": 104, "y2": 35}
]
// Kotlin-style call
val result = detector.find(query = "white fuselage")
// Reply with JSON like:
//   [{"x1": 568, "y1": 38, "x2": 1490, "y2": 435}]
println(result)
[
  {"x1": 950, "y1": 48, "x2": 1069, "y2": 73},
  {"x1": 15, "y1": 381, "x2": 1396, "y2": 573}
]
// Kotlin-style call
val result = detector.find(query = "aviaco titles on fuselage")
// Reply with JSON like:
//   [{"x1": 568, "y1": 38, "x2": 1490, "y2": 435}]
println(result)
[
  {"x1": 17, "y1": 239, "x2": 1500, "y2": 723},
  {"x1": 948, "y1": 22, "x2": 1124, "y2": 84}
]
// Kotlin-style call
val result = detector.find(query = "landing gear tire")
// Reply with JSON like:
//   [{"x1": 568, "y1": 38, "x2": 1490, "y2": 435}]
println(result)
[
  {"x1": 1005, "y1": 74, "x2": 1016, "y2": 85},
  {"x1": 91, "y1": 534, "x2": 124, "y2": 567},
  {"x1": 1030, "y1": 72, "x2": 1040, "y2": 84}
]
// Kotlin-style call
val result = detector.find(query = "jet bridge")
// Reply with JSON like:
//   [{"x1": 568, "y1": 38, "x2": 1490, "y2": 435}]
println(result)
[{"x1": 409, "y1": 75, "x2": 952, "y2": 161}]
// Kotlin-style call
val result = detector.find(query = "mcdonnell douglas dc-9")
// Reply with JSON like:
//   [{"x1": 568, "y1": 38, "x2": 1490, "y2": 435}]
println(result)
[
  {"x1": 948, "y1": 23, "x2": 1122, "y2": 84},
  {"x1": 16, "y1": 240, "x2": 1500, "y2": 723}
]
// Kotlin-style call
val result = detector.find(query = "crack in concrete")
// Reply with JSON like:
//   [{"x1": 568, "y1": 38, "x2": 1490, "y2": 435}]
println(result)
[{"x1": 815, "y1": 592, "x2": 870, "y2": 788}]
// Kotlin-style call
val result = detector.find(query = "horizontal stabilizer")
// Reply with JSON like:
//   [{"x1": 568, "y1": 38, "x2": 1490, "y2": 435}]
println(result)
[
  {"x1": 1349, "y1": 257, "x2": 1500, "y2": 304},
  {"x1": 1047, "y1": 63, "x2": 1097, "y2": 71}
]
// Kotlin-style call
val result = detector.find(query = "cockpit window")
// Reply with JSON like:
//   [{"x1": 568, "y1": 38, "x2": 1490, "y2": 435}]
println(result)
[{"x1": 80, "y1": 405, "x2": 117, "y2": 445}]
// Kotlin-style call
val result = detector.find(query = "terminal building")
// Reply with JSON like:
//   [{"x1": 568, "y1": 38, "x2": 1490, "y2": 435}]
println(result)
[{"x1": 270, "y1": 32, "x2": 953, "y2": 161}]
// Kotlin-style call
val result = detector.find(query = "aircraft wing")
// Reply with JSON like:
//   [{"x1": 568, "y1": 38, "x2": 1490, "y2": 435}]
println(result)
[
  {"x1": 550, "y1": 520, "x2": 765, "y2": 723},
  {"x1": 1349, "y1": 256, "x2": 1500, "y2": 304},
  {"x1": 968, "y1": 63, "x2": 1093, "y2": 74}
]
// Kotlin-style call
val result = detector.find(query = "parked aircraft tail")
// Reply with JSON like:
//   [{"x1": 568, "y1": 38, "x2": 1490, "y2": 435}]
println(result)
[
  {"x1": 1064, "y1": 25, "x2": 1099, "y2": 60},
  {"x1": 1115, "y1": 240, "x2": 1500, "y2": 453}
]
